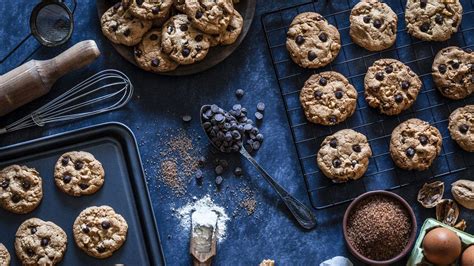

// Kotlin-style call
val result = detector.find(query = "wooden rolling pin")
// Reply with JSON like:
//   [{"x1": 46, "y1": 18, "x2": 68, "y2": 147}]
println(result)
[{"x1": 0, "y1": 40, "x2": 101, "y2": 117}]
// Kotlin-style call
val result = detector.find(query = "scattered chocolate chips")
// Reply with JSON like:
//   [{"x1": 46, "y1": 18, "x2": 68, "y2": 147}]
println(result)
[
  {"x1": 257, "y1": 102, "x2": 265, "y2": 112},
  {"x1": 438, "y1": 64, "x2": 447, "y2": 74},
  {"x1": 234, "y1": 167, "x2": 243, "y2": 176},
  {"x1": 1, "y1": 179, "x2": 9, "y2": 189},
  {"x1": 235, "y1": 89, "x2": 245, "y2": 98},
  {"x1": 394, "y1": 94, "x2": 403, "y2": 103},
  {"x1": 151, "y1": 58, "x2": 160, "y2": 67},
  {"x1": 401, "y1": 80, "x2": 410, "y2": 90},
  {"x1": 295, "y1": 35, "x2": 305, "y2": 45},
  {"x1": 329, "y1": 139, "x2": 337, "y2": 148},
  {"x1": 319, "y1": 77, "x2": 327, "y2": 86},
  {"x1": 435, "y1": 14, "x2": 443, "y2": 25},
  {"x1": 419, "y1": 135, "x2": 428, "y2": 145},
  {"x1": 319, "y1": 33, "x2": 328, "y2": 42},
  {"x1": 182, "y1": 115, "x2": 192, "y2": 122},
  {"x1": 459, "y1": 124, "x2": 469, "y2": 134},
  {"x1": 41, "y1": 238, "x2": 49, "y2": 246},
  {"x1": 333, "y1": 158, "x2": 342, "y2": 168},
  {"x1": 363, "y1": 16, "x2": 371, "y2": 23},
  {"x1": 375, "y1": 72, "x2": 384, "y2": 81},
  {"x1": 215, "y1": 165, "x2": 224, "y2": 175},
  {"x1": 215, "y1": 176, "x2": 223, "y2": 186},
  {"x1": 74, "y1": 161, "x2": 84, "y2": 170},
  {"x1": 61, "y1": 157, "x2": 70, "y2": 166},
  {"x1": 373, "y1": 19, "x2": 382, "y2": 29},
  {"x1": 182, "y1": 47, "x2": 191, "y2": 57},
  {"x1": 308, "y1": 51, "x2": 317, "y2": 61},
  {"x1": 352, "y1": 144, "x2": 361, "y2": 153},
  {"x1": 101, "y1": 220, "x2": 111, "y2": 229},
  {"x1": 255, "y1": 112, "x2": 264, "y2": 120},
  {"x1": 406, "y1": 147, "x2": 415, "y2": 158},
  {"x1": 419, "y1": 23, "x2": 430, "y2": 32}
]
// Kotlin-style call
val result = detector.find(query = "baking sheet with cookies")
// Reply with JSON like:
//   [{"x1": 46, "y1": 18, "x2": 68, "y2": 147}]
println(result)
[
  {"x1": 0, "y1": 123, "x2": 164, "y2": 265},
  {"x1": 262, "y1": 0, "x2": 474, "y2": 209}
]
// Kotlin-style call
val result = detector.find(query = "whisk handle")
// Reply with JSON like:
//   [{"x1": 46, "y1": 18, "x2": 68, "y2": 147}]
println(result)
[{"x1": 47, "y1": 40, "x2": 101, "y2": 81}]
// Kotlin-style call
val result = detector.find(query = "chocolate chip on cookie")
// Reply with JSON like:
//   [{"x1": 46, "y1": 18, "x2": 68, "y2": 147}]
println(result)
[
  {"x1": 390, "y1": 118, "x2": 442, "y2": 171},
  {"x1": 0, "y1": 165, "x2": 43, "y2": 214},
  {"x1": 300, "y1": 71, "x2": 358, "y2": 125},
  {"x1": 364, "y1": 58, "x2": 422, "y2": 115},
  {"x1": 432, "y1": 46, "x2": 473, "y2": 100},
  {"x1": 286, "y1": 12, "x2": 341, "y2": 69},
  {"x1": 448, "y1": 105, "x2": 474, "y2": 152},
  {"x1": 350, "y1": 0, "x2": 398, "y2": 51},
  {"x1": 317, "y1": 129, "x2": 372, "y2": 182}
]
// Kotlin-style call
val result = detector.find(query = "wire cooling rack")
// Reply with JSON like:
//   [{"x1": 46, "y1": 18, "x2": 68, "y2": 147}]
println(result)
[{"x1": 262, "y1": 0, "x2": 474, "y2": 209}]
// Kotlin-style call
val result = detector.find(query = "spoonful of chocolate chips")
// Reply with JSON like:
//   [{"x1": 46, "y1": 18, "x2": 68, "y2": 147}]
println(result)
[{"x1": 200, "y1": 104, "x2": 316, "y2": 230}]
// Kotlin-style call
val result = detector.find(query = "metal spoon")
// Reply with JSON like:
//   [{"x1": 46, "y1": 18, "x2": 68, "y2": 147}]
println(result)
[{"x1": 200, "y1": 105, "x2": 316, "y2": 230}]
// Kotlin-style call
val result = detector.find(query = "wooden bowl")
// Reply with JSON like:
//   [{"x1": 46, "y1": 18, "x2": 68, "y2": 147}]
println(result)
[
  {"x1": 96, "y1": 0, "x2": 256, "y2": 76},
  {"x1": 342, "y1": 190, "x2": 417, "y2": 265}
]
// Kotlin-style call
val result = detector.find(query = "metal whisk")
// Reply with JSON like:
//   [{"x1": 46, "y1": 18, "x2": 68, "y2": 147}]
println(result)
[{"x1": 0, "y1": 69, "x2": 133, "y2": 135}]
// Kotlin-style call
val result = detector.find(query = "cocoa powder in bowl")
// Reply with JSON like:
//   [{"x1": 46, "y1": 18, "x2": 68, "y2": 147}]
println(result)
[{"x1": 343, "y1": 191, "x2": 416, "y2": 263}]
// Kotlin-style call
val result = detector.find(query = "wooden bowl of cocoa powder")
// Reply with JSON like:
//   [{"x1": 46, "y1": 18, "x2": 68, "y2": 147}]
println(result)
[{"x1": 343, "y1": 191, "x2": 417, "y2": 265}]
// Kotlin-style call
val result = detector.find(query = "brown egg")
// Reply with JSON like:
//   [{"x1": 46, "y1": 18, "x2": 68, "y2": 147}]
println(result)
[
  {"x1": 462, "y1": 245, "x2": 474, "y2": 266},
  {"x1": 423, "y1": 227, "x2": 462, "y2": 265}
]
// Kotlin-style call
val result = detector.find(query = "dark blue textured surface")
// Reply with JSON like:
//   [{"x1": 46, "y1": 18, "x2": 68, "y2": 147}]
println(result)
[{"x1": 0, "y1": 0, "x2": 473, "y2": 265}]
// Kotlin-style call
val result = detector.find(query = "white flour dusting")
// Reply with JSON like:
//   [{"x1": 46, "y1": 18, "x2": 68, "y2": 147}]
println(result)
[{"x1": 174, "y1": 195, "x2": 230, "y2": 243}]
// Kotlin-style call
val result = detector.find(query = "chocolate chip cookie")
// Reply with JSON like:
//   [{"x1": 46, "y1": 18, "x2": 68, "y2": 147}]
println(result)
[
  {"x1": 449, "y1": 105, "x2": 474, "y2": 152},
  {"x1": 54, "y1": 151, "x2": 105, "y2": 197},
  {"x1": 405, "y1": 0, "x2": 463, "y2": 41},
  {"x1": 123, "y1": 0, "x2": 173, "y2": 20},
  {"x1": 300, "y1": 71, "x2": 358, "y2": 125},
  {"x1": 162, "y1": 14, "x2": 211, "y2": 64},
  {"x1": 317, "y1": 129, "x2": 372, "y2": 182},
  {"x1": 286, "y1": 12, "x2": 341, "y2": 69},
  {"x1": 365, "y1": 58, "x2": 422, "y2": 115},
  {"x1": 0, "y1": 165, "x2": 43, "y2": 214},
  {"x1": 432, "y1": 46, "x2": 473, "y2": 100},
  {"x1": 15, "y1": 218, "x2": 67, "y2": 265},
  {"x1": 101, "y1": 3, "x2": 152, "y2": 46},
  {"x1": 0, "y1": 243, "x2": 10, "y2": 266},
  {"x1": 184, "y1": 0, "x2": 234, "y2": 34},
  {"x1": 390, "y1": 118, "x2": 442, "y2": 171},
  {"x1": 135, "y1": 28, "x2": 179, "y2": 73},
  {"x1": 349, "y1": 0, "x2": 398, "y2": 51},
  {"x1": 73, "y1": 206, "x2": 128, "y2": 259}
]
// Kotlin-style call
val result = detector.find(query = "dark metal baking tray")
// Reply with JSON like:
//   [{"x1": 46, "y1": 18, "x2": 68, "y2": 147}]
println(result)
[{"x1": 0, "y1": 122, "x2": 165, "y2": 265}]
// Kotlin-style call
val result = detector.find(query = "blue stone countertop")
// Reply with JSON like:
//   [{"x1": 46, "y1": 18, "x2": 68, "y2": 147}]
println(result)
[{"x1": 1, "y1": 0, "x2": 473, "y2": 265}]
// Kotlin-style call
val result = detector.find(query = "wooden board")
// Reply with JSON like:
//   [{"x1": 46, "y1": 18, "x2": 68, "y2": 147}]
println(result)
[{"x1": 96, "y1": 0, "x2": 256, "y2": 76}]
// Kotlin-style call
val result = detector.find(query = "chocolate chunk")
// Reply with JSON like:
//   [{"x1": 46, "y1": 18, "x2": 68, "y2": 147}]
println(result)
[
  {"x1": 419, "y1": 135, "x2": 428, "y2": 145},
  {"x1": 235, "y1": 89, "x2": 244, "y2": 98},
  {"x1": 167, "y1": 25, "x2": 174, "y2": 34},
  {"x1": 82, "y1": 226, "x2": 90, "y2": 234},
  {"x1": 352, "y1": 144, "x2": 361, "y2": 153},
  {"x1": 395, "y1": 94, "x2": 403, "y2": 103},
  {"x1": 1, "y1": 179, "x2": 9, "y2": 189},
  {"x1": 180, "y1": 24, "x2": 188, "y2": 32},
  {"x1": 420, "y1": 0, "x2": 427, "y2": 8},
  {"x1": 295, "y1": 35, "x2": 305, "y2": 45},
  {"x1": 215, "y1": 176, "x2": 223, "y2": 185},
  {"x1": 363, "y1": 16, "x2": 371, "y2": 23},
  {"x1": 451, "y1": 61, "x2": 460, "y2": 69},
  {"x1": 328, "y1": 116, "x2": 337, "y2": 124},
  {"x1": 406, "y1": 147, "x2": 415, "y2": 158},
  {"x1": 30, "y1": 227, "x2": 37, "y2": 234},
  {"x1": 318, "y1": 33, "x2": 327, "y2": 42},
  {"x1": 195, "y1": 170, "x2": 203, "y2": 181},
  {"x1": 123, "y1": 28, "x2": 131, "y2": 37},
  {"x1": 151, "y1": 58, "x2": 160, "y2": 67},
  {"x1": 308, "y1": 51, "x2": 317, "y2": 61},
  {"x1": 61, "y1": 157, "x2": 70, "y2": 166},
  {"x1": 152, "y1": 6, "x2": 160, "y2": 14},
  {"x1": 215, "y1": 165, "x2": 224, "y2": 175},
  {"x1": 149, "y1": 34, "x2": 158, "y2": 41},
  {"x1": 101, "y1": 220, "x2": 111, "y2": 229},
  {"x1": 195, "y1": 34, "x2": 203, "y2": 42},
  {"x1": 319, "y1": 78, "x2": 327, "y2": 86},
  {"x1": 226, "y1": 25, "x2": 235, "y2": 32},
  {"x1": 420, "y1": 23, "x2": 430, "y2": 32},
  {"x1": 459, "y1": 124, "x2": 469, "y2": 134},
  {"x1": 63, "y1": 175, "x2": 72, "y2": 184},
  {"x1": 97, "y1": 246, "x2": 106, "y2": 253},
  {"x1": 351, "y1": 160, "x2": 358, "y2": 167},
  {"x1": 314, "y1": 90, "x2": 323, "y2": 99},
  {"x1": 11, "y1": 194, "x2": 21, "y2": 203},
  {"x1": 111, "y1": 24, "x2": 119, "y2": 32},
  {"x1": 401, "y1": 80, "x2": 410, "y2": 90},
  {"x1": 435, "y1": 14, "x2": 443, "y2": 25},
  {"x1": 79, "y1": 183, "x2": 89, "y2": 190},
  {"x1": 335, "y1": 90, "x2": 343, "y2": 99},
  {"x1": 41, "y1": 238, "x2": 49, "y2": 246},
  {"x1": 136, "y1": 0, "x2": 143, "y2": 6},
  {"x1": 332, "y1": 158, "x2": 341, "y2": 168},
  {"x1": 195, "y1": 11, "x2": 203, "y2": 19},
  {"x1": 75, "y1": 161, "x2": 84, "y2": 170},
  {"x1": 134, "y1": 48, "x2": 142, "y2": 58},
  {"x1": 438, "y1": 64, "x2": 447, "y2": 74},
  {"x1": 375, "y1": 72, "x2": 384, "y2": 81},
  {"x1": 22, "y1": 180, "x2": 31, "y2": 190},
  {"x1": 255, "y1": 112, "x2": 264, "y2": 120},
  {"x1": 182, "y1": 47, "x2": 191, "y2": 57},
  {"x1": 257, "y1": 102, "x2": 265, "y2": 112},
  {"x1": 373, "y1": 19, "x2": 382, "y2": 29},
  {"x1": 385, "y1": 65, "x2": 393, "y2": 74},
  {"x1": 329, "y1": 139, "x2": 337, "y2": 148}
]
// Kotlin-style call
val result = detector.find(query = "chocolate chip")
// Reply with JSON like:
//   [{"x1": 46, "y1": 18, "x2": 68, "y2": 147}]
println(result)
[
  {"x1": 41, "y1": 238, "x2": 49, "y2": 246},
  {"x1": 111, "y1": 24, "x2": 119, "y2": 32},
  {"x1": 375, "y1": 72, "x2": 384, "y2": 81},
  {"x1": 351, "y1": 160, "x2": 358, "y2": 167},
  {"x1": 75, "y1": 161, "x2": 84, "y2": 170},
  {"x1": 79, "y1": 183, "x2": 89, "y2": 190},
  {"x1": 226, "y1": 25, "x2": 235, "y2": 32},
  {"x1": 255, "y1": 112, "x2": 264, "y2": 120},
  {"x1": 235, "y1": 89, "x2": 244, "y2": 98},
  {"x1": 406, "y1": 147, "x2": 415, "y2": 158},
  {"x1": 352, "y1": 144, "x2": 361, "y2": 153},
  {"x1": 438, "y1": 64, "x2": 447, "y2": 74},
  {"x1": 167, "y1": 25, "x2": 174, "y2": 34},
  {"x1": 215, "y1": 165, "x2": 224, "y2": 175},
  {"x1": 420, "y1": 23, "x2": 430, "y2": 32},
  {"x1": 61, "y1": 157, "x2": 70, "y2": 166},
  {"x1": 123, "y1": 28, "x2": 131, "y2": 37},
  {"x1": 195, "y1": 11, "x2": 203, "y2": 19},
  {"x1": 328, "y1": 116, "x2": 337, "y2": 124},
  {"x1": 97, "y1": 246, "x2": 106, "y2": 253},
  {"x1": 30, "y1": 227, "x2": 37, "y2": 234},
  {"x1": 319, "y1": 33, "x2": 328, "y2": 42},
  {"x1": 11, "y1": 194, "x2": 21, "y2": 203},
  {"x1": 435, "y1": 14, "x2": 443, "y2": 25},
  {"x1": 182, "y1": 47, "x2": 190, "y2": 57},
  {"x1": 335, "y1": 90, "x2": 343, "y2": 99},
  {"x1": 313, "y1": 90, "x2": 323, "y2": 99},
  {"x1": 1, "y1": 179, "x2": 9, "y2": 189},
  {"x1": 401, "y1": 80, "x2": 410, "y2": 90},
  {"x1": 234, "y1": 167, "x2": 243, "y2": 176},
  {"x1": 180, "y1": 24, "x2": 188, "y2": 32},
  {"x1": 329, "y1": 139, "x2": 337, "y2": 148},
  {"x1": 373, "y1": 19, "x2": 382, "y2": 29},
  {"x1": 419, "y1": 135, "x2": 428, "y2": 145},
  {"x1": 363, "y1": 16, "x2": 371, "y2": 23},
  {"x1": 101, "y1": 220, "x2": 111, "y2": 229},
  {"x1": 195, "y1": 34, "x2": 203, "y2": 42},
  {"x1": 195, "y1": 170, "x2": 203, "y2": 181},
  {"x1": 395, "y1": 94, "x2": 403, "y2": 103},
  {"x1": 26, "y1": 248, "x2": 35, "y2": 257},
  {"x1": 215, "y1": 176, "x2": 223, "y2": 186},
  {"x1": 459, "y1": 124, "x2": 469, "y2": 134},
  {"x1": 149, "y1": 34, "x2": 158, "y2": 41},
  {"x1": 319, "y1": 77, "x2": 327, "y2": 86},
  {"x1": 333, "y1": 158, "x2": 341, "y2": 168},
  {"x1": 308, "y1": 51, "x2": 317, "y2": 61},
  {"x1": 82, "y1": 226, "x2": 90, "y2": 233},
  {"x1": 22, "y1": 180, "x2": 31, "y2": 190},
  {"x1": 63, "y1": 175, "x2": 72, "y2": 184},
  {"x1": 134, "y1": 48, "x2": 142, "y2": 58},
  {"x1": 257, "y1": 102, "x2": 266, "y2": 112},
  {"x1": 451, "y1": 61, "x2": 460, "y2": 69},
  {"x1": 152, "y1": 6, "x2": 160, "y2": 14},
  {"x1": 385, "y1": 65, "x2": 393, "y2": 74},
  {"x1": 151, "y1": 58, "x2": 160, "y2": 67},
  {"x1": 420, "y1": 0, "x2": 427, "y2": 8},
  {"x1": 113, "y1": 2, "x2": 121, "y2": 10},
  {"x1": 136, "y1": 0, "x2": 143, "y2": 5},
  {"x1": 295, "y1": 35, "x2": 305, "y2": 45}
]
